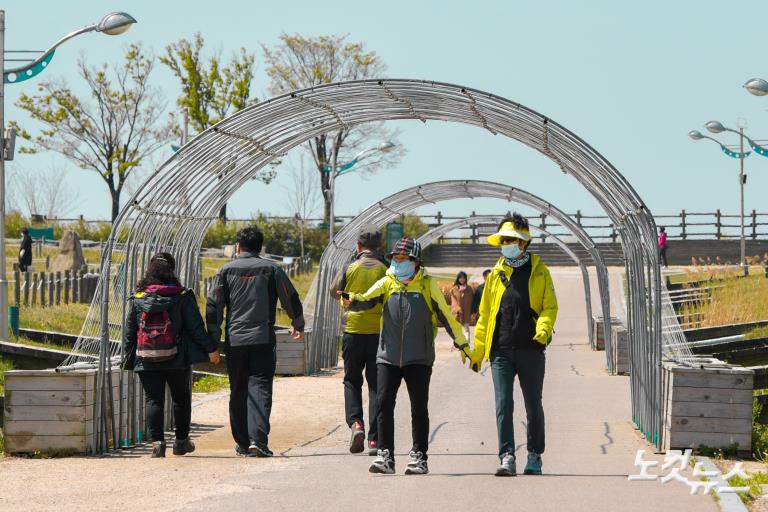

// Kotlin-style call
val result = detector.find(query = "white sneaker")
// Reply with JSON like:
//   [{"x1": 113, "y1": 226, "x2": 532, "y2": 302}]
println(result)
[
  {"x1": 369, "y1": 449, "x2": 395, "y2": 474},
  {"x1": 404, "y1": 451, "x2": 429, "y2": 475}
]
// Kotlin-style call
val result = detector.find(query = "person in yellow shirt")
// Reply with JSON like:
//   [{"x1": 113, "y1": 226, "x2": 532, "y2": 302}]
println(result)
[
  {"x1": 341, "y1": 237, "x2": 469, "y2": 475},
  {"x1": 329, "y1": 228, "x2": 388, "y2": 455},
  {"x1": 469, "y1": 214, "x2": 558, "y2": 477}
]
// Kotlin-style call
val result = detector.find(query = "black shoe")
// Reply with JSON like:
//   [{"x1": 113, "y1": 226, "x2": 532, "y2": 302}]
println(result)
[
  {"x1": 248, "y1": 442, "x2": 274, "y2": 458},
  {"x1": 235, "y1": 445, "x2": 255, "y2": 457},
  {"x1": 151, "y1": 441, "x2": 166, "y2": 458},
  {"x1": 349, "y1": 421, "x2": 365, "y2": 454},
  {"x1": 173, "y1": 437, "x2": 196, "y2": 456}
]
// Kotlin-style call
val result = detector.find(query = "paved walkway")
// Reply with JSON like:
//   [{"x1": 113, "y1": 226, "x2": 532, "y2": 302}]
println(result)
[{"x1": 183, "y1": 267, "x2": 717, "y2": 512}]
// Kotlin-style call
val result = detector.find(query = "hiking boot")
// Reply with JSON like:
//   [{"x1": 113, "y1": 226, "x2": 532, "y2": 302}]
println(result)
[
  {"x1": 349, "y1": 421, "x2": 365, "y2": 454},
  {"x1": 151, "y1": 441, "x2": 166, "y2": 458},
  {"x1": 524, "y1": 452, "x2": 542, "y2": 475},
  {"x1": 367, "y1": 439, "x2": 378, "y2": 456},
  {"x1": 369, "y1": 449, "x2": 395, "y2": 474},
  {"x1": 172, "y1": 437, "x2": 195, "y2": 456},
  {"x1": 248, "y1": 442, "x2": 274, "y2": 458},
  {"x1": 404, "y1": 451, "x2": 429, "y2": 475},
  {"x1": 495, "y1": 453, "x2": 516, "y2": 477},
  {"x1": 235, "y1": 445, "x2": 255, "y2": 457}
]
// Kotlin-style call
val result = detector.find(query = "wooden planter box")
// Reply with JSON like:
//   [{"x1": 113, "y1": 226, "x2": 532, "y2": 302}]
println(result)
[
  {"x1": 275, "y1": 328, "x2": 308, "y2": 375},
  {"x1": 2, "y1": 368, "x2": 123, "y2": 454},
  {"x1": 663, "y1": 361, "x2": 753, "y2": 453},
  {"x1": 591, "y1": 316, "x2": 622, "y2": 351},
  {"x1": 611, "y1": 325, "x2": 629, "y2": 375}
]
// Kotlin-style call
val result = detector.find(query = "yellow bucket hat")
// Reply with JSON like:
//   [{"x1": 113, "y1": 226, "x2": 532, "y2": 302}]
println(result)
[{"x1": 487, "y1": 221, "x2": 531, "y2": 246}]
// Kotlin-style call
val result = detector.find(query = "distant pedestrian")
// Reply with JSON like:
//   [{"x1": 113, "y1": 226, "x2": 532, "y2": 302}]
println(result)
[
  {"x1": 471, "y1": 269, "x2": 491, "y2": 321},
  {"x1": 18, "y1": 227, "x2": 32, "y2": 272},
  {"x1": 658, "y1": 227, "x2": 668, "y2": 268},
  {"x1": 449, "y1": 271, "x2": 474, "y2": 341},
  {"x1": 206, "y1": 226, "x2": 305, "y2": 458},
  {"x1": 329, "y1": 228, "x2": 388, "y2": 455},
  {"x1": 340, "y1": 237, "x2": 469, "y2": 475},
  {"x1": 122, "y1": 252, "x2": 221, "y2": 458}
]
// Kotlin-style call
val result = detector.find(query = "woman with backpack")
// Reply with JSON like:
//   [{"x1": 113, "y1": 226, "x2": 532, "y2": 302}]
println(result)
[
  {"x1": 340, "y1": 237, "x2": 469, "y2": 475},
  {"x1": 123, "y1": 252, "x2": 221, "y2": 457}
]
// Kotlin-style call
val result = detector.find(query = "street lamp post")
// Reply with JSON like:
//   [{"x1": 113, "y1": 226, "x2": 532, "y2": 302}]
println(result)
[
  {"x1": 327, "y1": 141, "x2": 396, "y2": 242},
  {"x1": 689, "y1": 121, "x2": 754, "y2": 274},
  {"x1": 0, "y1": 11, "x2": 136, "y2": 339}
]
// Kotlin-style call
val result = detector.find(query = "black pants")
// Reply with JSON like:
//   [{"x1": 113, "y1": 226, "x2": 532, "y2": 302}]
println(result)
[
  {"x1": 377, "y1": 363, "x2": 432, "y2": 461},
  {"x1": 225, "y1": 343, "x2": 276, "y2": 449},
  {"x1": 342, "y1": 332, "x2": 379, "y2": 440},
  {"x1": 138, "y1": 367, "x2": 192, "y2": 442},
  {"x1": 659, "y1": 247, "x2": 668, "y2": 268}
]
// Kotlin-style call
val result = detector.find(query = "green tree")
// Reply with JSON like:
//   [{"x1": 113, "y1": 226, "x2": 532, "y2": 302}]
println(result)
[
  {"x1": 12, "y1": 44, "x2": 174, "y2": 222},
  {"x1": 263, "y1": 34, "x2": 405, "y2": 225},
  {"x1": 161, "y1": 33, "x2": 271, "y2": 222}
]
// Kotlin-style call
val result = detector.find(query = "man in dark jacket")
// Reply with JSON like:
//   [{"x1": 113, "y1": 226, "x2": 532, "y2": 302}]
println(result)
[
  {"x1": 329, "y1": 228, "x2": 387, "y2": 455},
  {"x1": 206, "y1": 226, "x2": 305, "y2": 457},
  {"x1": 18, "y1": 227, "x2": 33, "y2": 272}
]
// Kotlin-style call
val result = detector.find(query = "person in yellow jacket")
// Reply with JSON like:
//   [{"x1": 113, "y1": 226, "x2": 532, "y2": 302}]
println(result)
[
  {"x1": 329, "y1": 228, "x2": 388, "y2": 455},
  {"x1": 469, "y1": 214, "x2": 558, "y2": 477},
  {"x1": 340, "y1": 237, "x2": 469, "y2": 475}
]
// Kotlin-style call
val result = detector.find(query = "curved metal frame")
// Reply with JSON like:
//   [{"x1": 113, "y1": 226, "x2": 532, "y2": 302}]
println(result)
[
  {"x1": 309, "y1": 184, "x2": 614, "y2": 373},
  {"x1": 65, "y1": 79, "x2": 665, "y2": 452},
  {"x1": 416, "y1": 216, "x2": 596, "y2": 347}
]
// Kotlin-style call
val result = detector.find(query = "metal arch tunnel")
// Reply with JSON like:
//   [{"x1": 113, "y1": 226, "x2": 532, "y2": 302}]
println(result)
[
  {"x1": 308, "y1": 182, "x2": 614, "y2": 374},
  {"x1": 66, "y1": 79, "x2": 665, "y2": 453},
  {"x1": 415, "y1": 216, "x2": 598, "y2": 349}
]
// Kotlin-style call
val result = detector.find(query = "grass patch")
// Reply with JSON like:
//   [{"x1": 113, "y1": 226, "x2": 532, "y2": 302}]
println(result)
[
  {"x1": 0, "y1": 356, "x2": 13, "y2": 394},
  {"x1": 192, "y1": 375, "x2": 229, "y2": 393},
  {"x1": 680, "y1": 274, "x2": 768, "y2": 328},
  {"x1": 728, "y1": 470, "x2": 768, "y2": 505},
  {"x1": 17, "y1": 303, "x2": 89, "y2": 335},
  {"x1": 745, "y1": 326, "x2": 768, "y2": 340}
]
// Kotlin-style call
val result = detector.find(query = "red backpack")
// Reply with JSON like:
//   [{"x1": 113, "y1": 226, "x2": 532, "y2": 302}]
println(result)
[{"x1": 136, "y1": 308, "x2": 178, "y2": 362}]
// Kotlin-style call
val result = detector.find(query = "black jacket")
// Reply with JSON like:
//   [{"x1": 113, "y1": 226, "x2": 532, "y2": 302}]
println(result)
[
  {"x1": 122, "y1": 286, "x2": 218, "y2": 372},
  {"x1": 206, "y1": 252, "x2": 305, "y2": 346},
  {"x1": 19, "y1": 234, "x2": 32, "y2": 267}
]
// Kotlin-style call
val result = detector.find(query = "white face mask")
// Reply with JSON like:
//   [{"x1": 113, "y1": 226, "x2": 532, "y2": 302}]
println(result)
[{"x1": 501, "y1": 244, "x2": 523, "y2": 260}]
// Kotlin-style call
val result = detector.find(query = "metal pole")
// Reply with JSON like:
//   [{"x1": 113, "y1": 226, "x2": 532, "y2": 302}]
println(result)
[
  {"x1": 328, "y1": 146, "x2": 338, "y2": 243},
  {"x1": 0, "y1": 10, "x2": 8, "y2": 340},
  {"x1": 739, "y1": 128, "x2": 747, "y2": 275}
]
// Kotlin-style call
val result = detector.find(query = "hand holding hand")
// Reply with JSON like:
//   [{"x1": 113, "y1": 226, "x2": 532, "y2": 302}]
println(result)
[
  {"x1": 336, "y1": 290, "x2": 352, "y2": 307},
  {"x1": 291, "y1": 328, "x2": 305, "y2": 341},
  {"x1": 208, "y1": 350, "x2": 221, "y2": 365}
]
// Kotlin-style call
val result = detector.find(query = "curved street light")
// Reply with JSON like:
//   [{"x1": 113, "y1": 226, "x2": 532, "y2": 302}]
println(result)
[
  {"x1": 0, "y1": 10, "x2": 136, "y2": 339},
  {"x1": 327, "y1": 141, "x2": 397, "y2": 242},
  {"x1": 744, "y1": 78, "x2": 768, "y2": 97}
]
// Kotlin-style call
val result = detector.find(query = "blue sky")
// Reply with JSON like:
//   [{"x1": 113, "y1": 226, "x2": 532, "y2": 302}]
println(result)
[{"x1": 3, "y1": 0, "x2": 768, "y2": 227}]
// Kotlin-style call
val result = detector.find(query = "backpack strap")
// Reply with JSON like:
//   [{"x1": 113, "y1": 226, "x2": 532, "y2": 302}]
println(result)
[{"x1": 495, "y1": 268, "x2": 539, "y2": 322}]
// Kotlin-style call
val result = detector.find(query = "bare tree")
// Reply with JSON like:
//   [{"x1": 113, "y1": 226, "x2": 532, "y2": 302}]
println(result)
[
  {"x1": 263, "y1": 34, "x2": 405, "y2": 225},
  {"x1": 283, "y1": 154, "x2": 322, "y2": 259},
  {"x1": 12, "y1": 165, "x2": 80, "y2": 219}
]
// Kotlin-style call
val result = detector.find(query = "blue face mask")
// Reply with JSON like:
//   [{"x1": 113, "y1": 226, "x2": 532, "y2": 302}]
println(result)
[
  {"x1": 390, "y1": 259, "x2": 416, "y2": 281},
  {"x1": 501, "y1": 244, "x2": 523, "y2": 260}
]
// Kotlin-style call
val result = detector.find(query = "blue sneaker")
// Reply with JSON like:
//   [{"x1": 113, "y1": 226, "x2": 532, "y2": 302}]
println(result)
[{"x1": 524, "y1": 452, "x2": 542, "y2": 475}]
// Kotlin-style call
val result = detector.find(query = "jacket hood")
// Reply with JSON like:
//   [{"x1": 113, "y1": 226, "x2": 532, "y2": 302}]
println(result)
[{"x1": 133, "y1": 285, "x2": 186, "y2": 312}]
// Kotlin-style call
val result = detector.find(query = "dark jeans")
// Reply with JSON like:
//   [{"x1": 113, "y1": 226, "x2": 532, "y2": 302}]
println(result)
[
  {"x1": 342, "y1": 332, "x2": 379, "y2": 440},
  {"x1": 377, "y1": 363, "x2": 432, "y2": 461},
  {"x1": 225, "y1": 343, "x2": 276, "y2": 449},
  {"x1": 137, "y1": 367, "x2": 192, "y2": 442},
  {"x1": 490, "y1": 348, "x2": 546, "y2": 458},
  {"x1": 659, "y1": 247, "x2": 668, "y2": 268}
]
